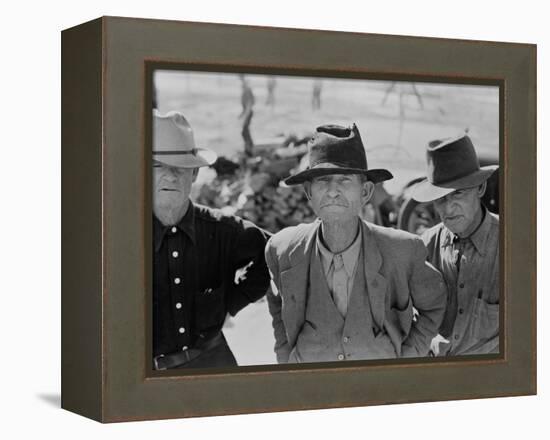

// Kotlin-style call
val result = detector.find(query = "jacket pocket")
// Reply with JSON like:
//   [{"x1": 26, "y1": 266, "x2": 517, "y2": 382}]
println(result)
[
  {"x1": 389, "y1": 296, "x2": 414, "y2": 338},
  {"x1": 372, "y1": 330, "x2": 398, "y2": 358}
]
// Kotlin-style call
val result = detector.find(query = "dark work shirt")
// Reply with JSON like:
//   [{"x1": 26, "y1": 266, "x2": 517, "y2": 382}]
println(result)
[{"x1": 153, "y1": 202, "x2": 271, "y2": 358}]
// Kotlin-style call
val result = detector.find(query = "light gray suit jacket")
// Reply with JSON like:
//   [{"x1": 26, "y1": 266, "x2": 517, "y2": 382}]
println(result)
[{"x1": 265, "y1": 219, "x2": 447, "y2": 363}]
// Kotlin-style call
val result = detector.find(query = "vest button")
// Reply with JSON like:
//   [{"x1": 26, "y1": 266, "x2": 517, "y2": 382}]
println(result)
[
  {"x1": 337, "y1": 354, "x2": 345, "y2": 361},
  {"x1": 343, "y1": 336, "x2": 350, "y2": 343}
]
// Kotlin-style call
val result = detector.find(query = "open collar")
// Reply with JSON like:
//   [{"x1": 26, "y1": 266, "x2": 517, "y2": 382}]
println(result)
[
  {"x1": 442, "y1": 207, "x2": 490, "y2": 256},
  {"x1": 316, "y1": 224, "x2": 362, "y2": 277},
  {"x1": 153, "y1": 201, "x2": 196, "y2": 253}
]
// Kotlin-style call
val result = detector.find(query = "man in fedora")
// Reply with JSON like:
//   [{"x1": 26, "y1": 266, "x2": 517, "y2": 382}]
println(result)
[
  {"x1": 152, "y1": 110, "x2": 270, "y2": 370},
  {"x1": 412, "y1": 135, "x2": 499, "y2": 356},
  {"x1": 265, "y1": 124, "x2": 447, "y2": 363}
]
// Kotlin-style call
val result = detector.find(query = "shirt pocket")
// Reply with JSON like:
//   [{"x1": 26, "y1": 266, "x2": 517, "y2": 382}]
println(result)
[
  {"x1": 194, "y1": 285, "x2": 226, "y2": 331},
  {"x1": 471, "y1": 297, "x2": 499, "y2": 341}
]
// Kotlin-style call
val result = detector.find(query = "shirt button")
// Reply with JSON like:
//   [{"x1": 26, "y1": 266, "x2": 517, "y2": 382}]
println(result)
[
  {"x1": 178, "y1": 327, "x2": 185, "y2": 334},
  {"x1": 454, "y1": 334, "x2": 459, "y2": 340},
  {"x1": 182, "y1": 346, "x2": 188, "y2": 351},
  {"x1": 172, "y1": 251, "x2": 179, "y2": 258},
  {"x1": 337, "y1": 354, "x2": 345, "y2": 361},
  {"x1": 458, "y1": 308, "x2": 464, "y2": 314},
  {"x1": 343, "y1": 336, "x2": 350, "y2": 343},
  {"x1": 171, "y1": 226, "x2": 177, "y2": 233},
  {"x1": 174, "y1": 277, "x2": 181, "y2": 285},
  {"x1": 459, "y1": 283, "x2": 465, "y2": 288},
  {"x1": 175, "y1": 302, "x2": 182, "y2": 309}
]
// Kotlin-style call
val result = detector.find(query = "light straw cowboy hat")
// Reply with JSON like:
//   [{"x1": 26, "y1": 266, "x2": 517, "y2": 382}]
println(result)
[{"x1": 153, "y1": 109, "x2": 217, "y2": 168}]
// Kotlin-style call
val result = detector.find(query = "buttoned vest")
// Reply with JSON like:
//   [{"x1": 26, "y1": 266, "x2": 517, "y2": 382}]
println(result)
[{"x1": 291, "y1": 246, "x2": 397, "y2": 362}]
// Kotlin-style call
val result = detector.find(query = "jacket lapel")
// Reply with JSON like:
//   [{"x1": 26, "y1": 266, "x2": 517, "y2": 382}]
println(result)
[
  {"x1": 280, "y1": 221, "x2": 319, "y2": 346},
  {"x1": 361, "y1": 221, "x2": 387, "y2": 331}
]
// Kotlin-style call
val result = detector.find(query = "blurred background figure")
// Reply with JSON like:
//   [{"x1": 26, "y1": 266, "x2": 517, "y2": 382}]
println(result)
[
  {"x1": 265, "y1": 76, "x2": 277, "y2": 109},
  {"x1": 312, "y1": 78, "x2": 322, "y2": 110},
  {"x1": 238, "y1": 74, "x2": 255, "y2": 156},
  {"x1": 381, "y1": 82, "x2": 425, "y2": 147}
]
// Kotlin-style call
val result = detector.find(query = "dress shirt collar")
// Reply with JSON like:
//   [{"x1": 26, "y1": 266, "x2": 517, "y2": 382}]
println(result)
[
  {"x1": 316, "y1": 223, "x2": 362, "y2": 277},
  {"x1": 442, "y1": 207, "x2": 491, "y2": 256},
  {"x1": 153, "y1": 201, "x2": 196, "y2": 252}
]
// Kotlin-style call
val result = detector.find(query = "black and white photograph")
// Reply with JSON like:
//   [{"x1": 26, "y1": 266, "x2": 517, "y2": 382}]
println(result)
[
  {"x1": 150, "y1": 69, "x2": 500, "y2": 370},
  {"x1": 4, "y1": 0, "x2": 544, "y2": 434}
]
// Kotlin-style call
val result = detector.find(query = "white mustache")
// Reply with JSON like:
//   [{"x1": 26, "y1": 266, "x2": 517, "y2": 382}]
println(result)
[{"x1": 320, "y1": 199, "x2": 348, "y2": 207}]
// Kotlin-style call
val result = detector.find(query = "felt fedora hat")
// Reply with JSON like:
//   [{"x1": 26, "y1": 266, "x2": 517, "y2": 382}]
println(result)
[
  {"x1": 152, "y1": 109, "x2": 217, "y2": 168},
  {"x1": 411, "y1": 134, "x2": 498, "y2": 203},
  {"x1": 283, "y1": 123, "x2": 393, "y2": 185}
]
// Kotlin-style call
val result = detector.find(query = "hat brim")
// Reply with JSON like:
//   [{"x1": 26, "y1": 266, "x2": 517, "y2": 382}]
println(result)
[
  {"x1": 153, "y1": 147, "x2": 218, "y2": 168},
  {"x1": 284, "y1": 166, "x2": 393, "y2": 185},
  {"x1": 411, "y1": 165, "x2": 498, "y2": 203}
]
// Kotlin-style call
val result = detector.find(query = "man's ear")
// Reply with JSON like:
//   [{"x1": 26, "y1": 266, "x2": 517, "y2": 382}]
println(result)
[
  {"x1": 362, "y1": 180, "x2": 375, "y2": 205},
  {"x1": 192, "y1": 168, "x2": 199, "y2": 183},
  {"x1": 478, "y1": 181, "x2": 487, "y2": 198}
]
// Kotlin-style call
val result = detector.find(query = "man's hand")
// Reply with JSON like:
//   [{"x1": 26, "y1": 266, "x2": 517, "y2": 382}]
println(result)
[
  {"x1": 234, "y1": 260, "x2": 254, "y2": 285},
  {"x1": 430, "y1": 334, "x2": 450, "y2": 356}
]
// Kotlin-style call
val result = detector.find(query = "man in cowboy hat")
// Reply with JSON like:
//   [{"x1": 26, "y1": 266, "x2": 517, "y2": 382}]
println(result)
[
  {"x1": 412, "y1": 134, "x2": 499, "y2": 356},
  {"x1": 265, "y1": 124, "x2": 447, "y2": 363},
  {"x1": 152, "y1": 110, "x2": 270, "y2": 370}
]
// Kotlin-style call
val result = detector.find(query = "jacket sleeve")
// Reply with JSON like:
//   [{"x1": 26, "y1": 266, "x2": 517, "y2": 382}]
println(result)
[
  {"x1": 402, "y1": 238, "x2": 447, "y2": 357},
  {"x1": 225, "y1": 221, "x2": 271, "y2": 317},
  {"x1": 265, "y1": 240, "x2": 292, "y2": 363}
]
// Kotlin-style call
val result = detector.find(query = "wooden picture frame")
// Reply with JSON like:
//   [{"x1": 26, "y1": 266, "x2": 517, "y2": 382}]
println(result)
[{"x1": 61, "y1": 16, "x2": 536, "y2": 422}]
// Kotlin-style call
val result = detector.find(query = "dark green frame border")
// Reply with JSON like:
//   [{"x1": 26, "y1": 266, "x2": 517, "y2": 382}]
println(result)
[{"x1": 62, "y1": 16, "x2": 536, "y2": 422}]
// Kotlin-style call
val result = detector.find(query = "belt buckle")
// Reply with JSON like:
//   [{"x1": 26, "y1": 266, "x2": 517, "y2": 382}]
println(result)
[{"x1": 153, "y1": 354, "x2": 167, "y2": 371}]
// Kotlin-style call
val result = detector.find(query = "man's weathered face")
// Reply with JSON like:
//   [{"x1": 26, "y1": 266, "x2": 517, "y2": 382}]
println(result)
[
  {"x1": 153, "y1": 160, "x2": 197, "y2": 218},
  {"x1": 307, "y1": 174, "x2": 373, "y2": 223},
  {"x1": 433, "y1": 183, "x2": 485, "y2": 237}
]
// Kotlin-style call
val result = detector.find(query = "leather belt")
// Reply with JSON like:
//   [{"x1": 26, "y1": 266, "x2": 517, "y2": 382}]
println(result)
[{"x1": 153, "y1": 332, "x2": 225, "y2": 370}]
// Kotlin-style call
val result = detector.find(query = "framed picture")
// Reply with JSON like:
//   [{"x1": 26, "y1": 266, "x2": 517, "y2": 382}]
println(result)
[{"x1": 61, "y1": 16, "x2": 536, "y2": 422}]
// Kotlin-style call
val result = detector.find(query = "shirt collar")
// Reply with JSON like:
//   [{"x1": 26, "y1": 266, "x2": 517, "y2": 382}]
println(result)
[
  {"x1": 442, "y1": 207, "x2": 490, "y2": 256},
  {"x1": 153, "y1": 201, "x2": 196, "y2": 253},
  {"x1": 316, "y1": 224, "x2": 363, "y2": 277}
]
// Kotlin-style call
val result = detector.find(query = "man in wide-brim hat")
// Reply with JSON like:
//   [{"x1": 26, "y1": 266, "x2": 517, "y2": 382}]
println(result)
[
  {"x1": 411, "y1": 134, "x2": 499, "y2": 356},
  {"x1": 151, "y1": 110, "x2": 270, "y2": 370},
  {"x1": 265, "y1": 123, "x2": 446, "y2": 364}
]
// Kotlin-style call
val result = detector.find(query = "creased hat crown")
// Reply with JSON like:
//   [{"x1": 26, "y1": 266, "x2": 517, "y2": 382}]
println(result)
[
  {"x1": 283, "y1": 123, "x2": 393, "y2": 185},
  {"x1": 152, "y1": 110, "x2": 217, "y2": 168}
]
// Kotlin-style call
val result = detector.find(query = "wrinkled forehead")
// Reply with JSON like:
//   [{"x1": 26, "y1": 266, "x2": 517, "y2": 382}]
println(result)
[
  {"x1": 308, "y1": 173, "x2": 364, "y2": 184},
  {"x1": 152, "y1": 159, "x2": 196, "y2": 174}
]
